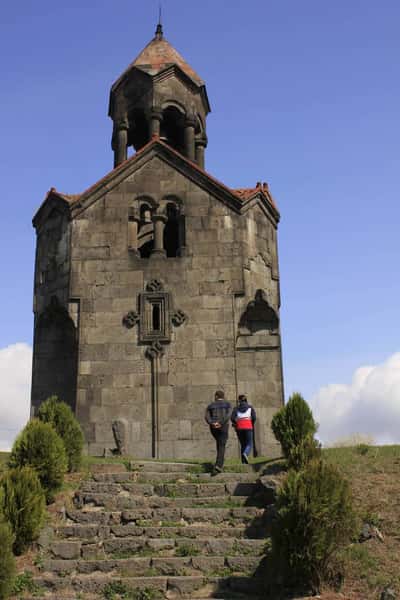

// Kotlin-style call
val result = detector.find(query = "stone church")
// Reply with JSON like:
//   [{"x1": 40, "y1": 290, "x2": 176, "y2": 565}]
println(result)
[{"x1": 31, "y1": 24, "x2": 284, "y2": 460}]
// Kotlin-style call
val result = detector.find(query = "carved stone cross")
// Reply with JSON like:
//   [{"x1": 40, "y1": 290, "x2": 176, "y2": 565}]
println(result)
[{"x1": 121, "y1": 279, "x2": 187, "y2": 458}]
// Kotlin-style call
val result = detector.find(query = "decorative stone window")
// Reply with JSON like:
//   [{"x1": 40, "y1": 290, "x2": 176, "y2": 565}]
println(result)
[
  {"x1": 139, "y1": 282, "x2": 170, "y2": 343},
  {"x1": 122, "y1": 280, "x2": 188, "y2": 358}
]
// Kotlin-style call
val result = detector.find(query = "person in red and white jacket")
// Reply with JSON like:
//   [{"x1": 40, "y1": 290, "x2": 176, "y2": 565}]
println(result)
[{"x1": 231, "y1": 395, "x2": 257, "y2": 464}]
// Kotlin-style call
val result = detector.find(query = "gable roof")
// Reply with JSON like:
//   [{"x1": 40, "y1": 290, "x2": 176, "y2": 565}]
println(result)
[
  {"x1": 233, "y1": 183, "x2": 278, "y2": 212},
  {"x1": 33, "y1": 137, "x2": 279, "y2": 227}
]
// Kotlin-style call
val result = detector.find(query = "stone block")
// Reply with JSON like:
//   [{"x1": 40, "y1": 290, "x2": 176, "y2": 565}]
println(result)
[
  {"x1": 226, "y1": 555, "x2": 259, "y2": 572},
  {"x1": 110, "y1": 524, "x2": 145, "y2": 537},
  {"x1": 147, "y1": 538, "x2": 175, "y2": 551},
  {"x1": 192, "y1": 340, "x2": 206, "y2": 358},
  {"x1": 191, "y1": 556, "x2": 224, "y2": 572},
  {"x1": 167, "y1": 576, "x2": 205, "y2": 596},
  {"x1": 191, "y1": 371, "x2": 219, "y2": 386},
  {"x1": 81, "y1": 544, "x2": 102, "y2": 560},
  {"x1": 152, "y1": 557, "x2": 190, "y2": 575},
  {"x1": 43, "y1": 559, "x2": 78, "y2": 574},
  {"x1": 178, "y1": 420, "x2": 192, "y2": 440},
  {"x1": 103, "y1": 538, "x2": 144, "y2": 553},
  {"x1": 51, "y1": 541, "x2": 81, "y2": 559}
]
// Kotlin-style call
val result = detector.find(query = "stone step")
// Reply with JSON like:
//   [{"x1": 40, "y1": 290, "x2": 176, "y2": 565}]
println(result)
[
  {"x1": 73, "y1": 492, "x2": 263, "y2": 512},
  {"x1": 53, "y1": 534, "x2": 265, "y2": 556},
  {"x1": 52, "y1": 525, "x2": 265, "y2": 558},
  {"x1": 64, "y1": 506, "x2": 271, "y2": 530},
  {"x1": 89, "y1": 462, "x2": 127, "y2": 473},
  {"x1": 43, "y1": 554, "x2": 261, "y2": 576},
  {"x1": 24, "y1": 595, "x2": 260, "y2": 600},
  {"x1": 24, "y1": 597, "x2": 261, "y2": 600},
  {"x1": 130, "y1": 461, "x2": 199, "y2": 473},
  {"x1": 66, "y1": 506, "x2": 273, "y2": 537},
  {"x1": 74, "y1": 493, "x2": 255, "y2": 512},
  {"x1": 122, "y1": 506, "x2": 263, "y2": 523},
  {"x1": 88, "y1": 471, "x2": 258, "y2": 484},
  {"x1": 33, "y1": 573, "x2": 264, "y2": 597},
  {"x1": 68, "y1": 506, "x2": 263, "y2": 526},
  {"x1": 74, "y1": 494, "x2": 257, "y2": 512},
  {"x1": 75, "y1": 482, "x2": 261, "y2": 508}
]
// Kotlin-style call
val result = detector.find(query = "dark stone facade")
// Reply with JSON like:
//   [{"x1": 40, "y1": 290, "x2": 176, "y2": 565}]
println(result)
[{"x1": 31, "y1": 25, "x2": 284, "y2": 459}]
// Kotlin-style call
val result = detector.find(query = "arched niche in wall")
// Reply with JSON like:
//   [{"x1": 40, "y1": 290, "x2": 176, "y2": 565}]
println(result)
[
  {"x1": 32, "y1": 296, "x2": 78, "y2": 412},
  {"x1": 237, "y1": 290, "x2": 280, "y2": 350},
  {"x1": 239, "y1": 289, "x2": 279, "y2": 334}
]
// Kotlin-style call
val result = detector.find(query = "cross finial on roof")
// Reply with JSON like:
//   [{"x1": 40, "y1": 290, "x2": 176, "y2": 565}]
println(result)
[{"x1": 155, "y1": 3, "x2": 163, "y2": 39}]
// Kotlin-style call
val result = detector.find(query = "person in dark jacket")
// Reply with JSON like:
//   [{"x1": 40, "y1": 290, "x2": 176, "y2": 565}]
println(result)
[
  {"x1": 231, "y1": 395, "x2": 256, "y2": 464},
  {"x1": 205, "y1": 390, "x2": 232, "y2": 473}
]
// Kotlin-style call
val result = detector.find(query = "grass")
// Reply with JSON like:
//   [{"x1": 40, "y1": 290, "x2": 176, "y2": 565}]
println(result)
[
  {"x1": 12, "y1": 570, "x2": 44, "y2": 597},
  {"x1": 0, "y1": 451, "x2": 9, "y2": 473},
  {"x1": 320, "y1": 445, "x2": 400, "y2": 598},
  {"x1": 102, "y1": 581, "x2": 162, "y2": 600},
  {"x1": 175, "y1": 543, "x2": 200, "y2": 557}
]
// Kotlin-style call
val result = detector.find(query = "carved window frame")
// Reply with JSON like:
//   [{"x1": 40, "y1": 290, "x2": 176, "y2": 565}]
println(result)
[{"x1": 138, "y1": 291, "x2": 170, "y2": 343}]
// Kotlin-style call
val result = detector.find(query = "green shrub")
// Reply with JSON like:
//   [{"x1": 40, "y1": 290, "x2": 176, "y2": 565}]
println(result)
[
  {"x1": 0, "y1": 466, "x2": 46, "y2": 554},
  {"x1": 8, "y1": 419, "x2": 67, "y2": 502},
  {"x1": 11, "y1": 570, "x2": 43, "y2": 596},
  {"x1": 355, "y1": 443, "x2": 370, "y2": 456},
  {"x1": 37, "y1": 396, "x2": 84, "y2": 472},
  {"x1": 0, "y1": 519, "x2": 16, "y2": 600},
  {"x1": 271, "y1": 460, "x2": 356, "y2": 594},
  {"x1": 271, "y1": 392, "x2": 320, "y2": 469}
]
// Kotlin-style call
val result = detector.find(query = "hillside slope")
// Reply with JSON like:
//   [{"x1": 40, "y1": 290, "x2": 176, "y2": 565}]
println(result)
[{"x1": 1, "y1": 446, "x2": 399, "y2": 599}]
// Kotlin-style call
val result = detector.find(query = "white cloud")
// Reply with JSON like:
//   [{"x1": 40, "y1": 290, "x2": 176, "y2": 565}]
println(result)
[
  {"x1": 0, "y1": 343, "x2": 32, "y2": 451},
  {"x1": 310, "y1": 352, "x2": 400, "y2": 445}
]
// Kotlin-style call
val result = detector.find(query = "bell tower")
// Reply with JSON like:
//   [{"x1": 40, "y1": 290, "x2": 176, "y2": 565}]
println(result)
[
  {"x1": 32, "y1": 21, "x2": 284, "y2": 460},
  {"x1": 109, "y1": 23, "x2": 210, "y2": 168}
]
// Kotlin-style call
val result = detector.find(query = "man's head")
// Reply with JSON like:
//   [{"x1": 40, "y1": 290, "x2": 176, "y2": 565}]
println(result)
[
  {"x1": 215, "y1": 390, "x2": 225, "y2": 401},
  {"x1": 238, "y1": 394, "x2": 248, "y2": 405}
]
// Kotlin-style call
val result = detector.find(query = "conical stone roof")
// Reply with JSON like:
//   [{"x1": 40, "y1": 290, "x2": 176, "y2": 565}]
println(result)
[{"x1": 112, "y1": 25, "x2": 204, "y2": 90}]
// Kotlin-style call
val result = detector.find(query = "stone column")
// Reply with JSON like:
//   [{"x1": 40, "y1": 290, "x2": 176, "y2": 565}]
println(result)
[
  {"x1": 151, "y1": 214, "x2": 167, "y2": 257},
  {"x1": 114, "y1": 121, "x2": 129, "y2": 168},
  {"x1": 128, "y1": 208, "x2": 140, "y2": 256},
  {"x1": 195, "y1": 134, "x2": 208, "y2": 170},
  {"x1": 184, "y1": 116, "x2": 196, "y2": 161},
  {"x1": 150, "y1": 107, "x2": 163, "y2": 137}
]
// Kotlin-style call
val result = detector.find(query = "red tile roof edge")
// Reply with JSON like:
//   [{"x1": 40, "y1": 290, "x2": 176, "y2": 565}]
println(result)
[{"x1": 45, "y1": 138, "x2": 279, "y2": 216}]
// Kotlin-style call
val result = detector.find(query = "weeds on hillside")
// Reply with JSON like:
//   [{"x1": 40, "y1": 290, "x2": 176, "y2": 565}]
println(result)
[{"x1": 102, "y1": 580, "x2": 161, "y2": 599}]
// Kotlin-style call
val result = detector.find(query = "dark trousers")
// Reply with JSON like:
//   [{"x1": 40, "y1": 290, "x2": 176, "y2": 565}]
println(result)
[
  {"x1": 210, "y1": 427, "x2": 228, "y2": 468},
  {"x1": 237, "y1": 429, "x2": 253, "y2": 461}
]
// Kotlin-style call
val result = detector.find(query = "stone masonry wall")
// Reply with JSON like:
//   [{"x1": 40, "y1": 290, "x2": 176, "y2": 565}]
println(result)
[
  {"x1": 31, "y1": 207, "x2": 79, "y2": 411},
  {"x1": 69, "y1": 155, "x2": 282, "y2": 459}
]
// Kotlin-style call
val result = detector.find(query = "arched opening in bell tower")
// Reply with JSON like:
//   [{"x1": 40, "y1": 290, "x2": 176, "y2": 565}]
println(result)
[
  {"x1": 160, "y1": 106, "x2": 185, "y2": 154},
  {"x1": 163, "y1": 202, "x2": 180, "y2": 257},
  {"x1": 138, "y1": 202, "x2": 154, "y2": 258},
  {"x1": 128, "y1": 108, "x2": 149, "y2": 152}
]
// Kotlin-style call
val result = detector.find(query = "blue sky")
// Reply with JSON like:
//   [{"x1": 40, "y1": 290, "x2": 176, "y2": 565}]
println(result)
[{"x1": 1, "y1": 1, "x2": 399, "y2": 447}]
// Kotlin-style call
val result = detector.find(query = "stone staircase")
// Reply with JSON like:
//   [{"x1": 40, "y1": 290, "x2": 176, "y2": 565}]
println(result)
[{"x1": 28, "y1": 461, "x2": 275, "y2": 600}]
